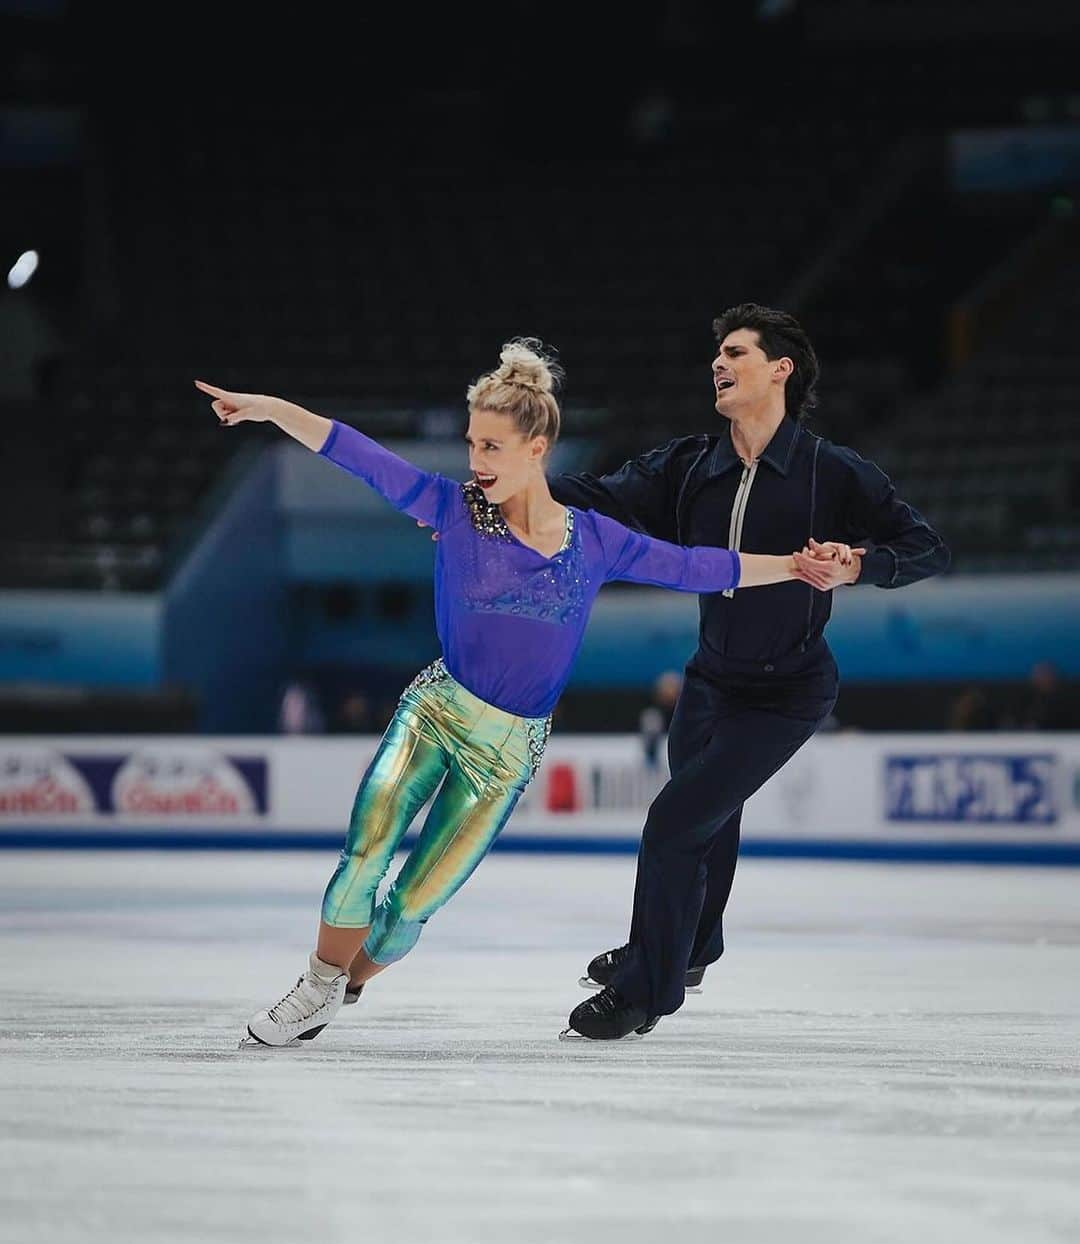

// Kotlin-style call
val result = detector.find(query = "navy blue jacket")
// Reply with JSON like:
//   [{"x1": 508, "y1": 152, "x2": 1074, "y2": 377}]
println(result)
[{"x1": 550, "y1": 416, "x2": 950, "y2": 679}]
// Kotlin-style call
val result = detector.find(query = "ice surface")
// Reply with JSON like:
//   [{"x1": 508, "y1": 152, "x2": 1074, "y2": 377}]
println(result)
[{"x1": 2, "y1": 850, "x2": 1079, "y2": 1244}]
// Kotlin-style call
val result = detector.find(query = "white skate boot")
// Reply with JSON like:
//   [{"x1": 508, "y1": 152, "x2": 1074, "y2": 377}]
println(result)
[{"x1": 240, "y1": 952, "x2": 348, "y2": 1048}]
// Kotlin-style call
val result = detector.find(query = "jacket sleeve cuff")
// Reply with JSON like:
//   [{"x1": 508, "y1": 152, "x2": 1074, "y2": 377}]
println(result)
[{"x1": 857, "y1": 547, "x2": 896, "y2": 587}]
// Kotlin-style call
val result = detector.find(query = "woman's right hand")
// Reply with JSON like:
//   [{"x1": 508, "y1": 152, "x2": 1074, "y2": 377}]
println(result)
[{"x1": 194, "y1": 380, "x2": 281, "y2": 425}]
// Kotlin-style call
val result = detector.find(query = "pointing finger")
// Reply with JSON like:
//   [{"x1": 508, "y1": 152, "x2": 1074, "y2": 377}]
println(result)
[{"x1": 194, "y1": 379, "x2": 229, "y2": 398}]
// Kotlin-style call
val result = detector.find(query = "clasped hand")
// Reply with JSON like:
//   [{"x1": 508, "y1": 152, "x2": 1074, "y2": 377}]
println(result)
[{"x1": 792, "y1": 538, "x2": 865, "y2": 589}]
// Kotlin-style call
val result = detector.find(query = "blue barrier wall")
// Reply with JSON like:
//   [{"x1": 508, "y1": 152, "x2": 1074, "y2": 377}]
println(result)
[
  {"x1": 823, "y1": 573, "x2": 1080, "y2": 681},
  {"x1": 571, "y1": 572, "x2": 1080, "y2": 686},
  {"x1": 0, "y1": 592, "x2": 160, "y2": 686},
  {"x1": 161, "y1": 450, "x2": 289, "y2": 732}
]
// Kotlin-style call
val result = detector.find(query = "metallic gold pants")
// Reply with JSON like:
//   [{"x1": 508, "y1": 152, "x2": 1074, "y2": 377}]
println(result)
[{"x1": 321, "y1": 660, "x2": 551, "y2": 965}]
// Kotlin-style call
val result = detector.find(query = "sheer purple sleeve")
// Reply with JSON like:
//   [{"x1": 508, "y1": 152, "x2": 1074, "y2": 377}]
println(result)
[
  {"x1": 593, "y1": 513, "x2": 741, "y2": 592},
  {"x1": 318, "y1": 420, "x2": 459, "y2": 530}
]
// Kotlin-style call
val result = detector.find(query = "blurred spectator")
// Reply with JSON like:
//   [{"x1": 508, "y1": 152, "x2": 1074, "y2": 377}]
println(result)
[
  {"x1": 639, "y1": 670, "x2": 683, "y2": 767},
  {"x1": 946, "y1": 685, "x2": 995, "y2": 731},
  {"x1": 277, "y1": 679, "x2": 325, "y2": 734},
  {"x1": 332, "y1": 691, "x2": 376, "y2": 734},
  {"x1": 1015, "y1": 661, "x2": 1071, "y2": 731}
]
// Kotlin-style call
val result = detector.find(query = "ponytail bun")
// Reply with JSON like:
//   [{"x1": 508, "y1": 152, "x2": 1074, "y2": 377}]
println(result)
[
  {"x1": 466, "y1": 337, "x2": 564, "y2": 451},
  {"x1": 494, "y1": 338, "x2": 562, "y2": 394}
]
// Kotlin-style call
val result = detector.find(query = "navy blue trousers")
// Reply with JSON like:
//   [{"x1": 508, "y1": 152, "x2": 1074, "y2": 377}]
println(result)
[{"x1": 612, "y1": 657, "x2": 838, "y2": 1016}]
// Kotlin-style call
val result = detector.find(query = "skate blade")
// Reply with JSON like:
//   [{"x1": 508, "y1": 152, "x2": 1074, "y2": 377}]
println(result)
[
  {"x1": 580, "y1": 977, "x2": 701, "y2": 996},
  {"x1": 558, "y1": 1027, "x2": 644, "y2": 1043},
  {"x1": 237, "y1": 1030, "x2": 303, "y2": 1051}
]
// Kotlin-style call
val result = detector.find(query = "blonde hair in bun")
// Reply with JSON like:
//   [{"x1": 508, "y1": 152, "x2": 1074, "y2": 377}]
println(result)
[{"x1": 466, "y1": 337, "x2": 563, "y2": 452}]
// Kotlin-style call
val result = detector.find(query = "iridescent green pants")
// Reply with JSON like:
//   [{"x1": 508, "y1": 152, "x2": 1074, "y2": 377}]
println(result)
[{"x1": 321, "y1": 660, "x2": 551, "y2": 965}]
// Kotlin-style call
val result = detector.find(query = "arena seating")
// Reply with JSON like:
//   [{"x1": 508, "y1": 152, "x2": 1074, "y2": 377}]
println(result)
[
  {"x1": 3, "y1": 49, "x2": 1077, "y2": 592},
  {"x1": 856, "y1": 224, "x2": 1080, "y2": 572},
  {"x1": 2, "y1": 106, "x2": 889, "y2": 590}
]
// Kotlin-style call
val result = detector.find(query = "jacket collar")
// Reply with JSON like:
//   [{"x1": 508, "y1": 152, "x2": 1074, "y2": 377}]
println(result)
[{"x1": 706, "y1": 415, "x2": 802, "y2": 478}]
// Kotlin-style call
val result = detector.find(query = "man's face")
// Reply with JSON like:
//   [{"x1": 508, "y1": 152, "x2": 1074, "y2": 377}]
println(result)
[{"x1": 712, "y1": 328, "x2": 791, "y2": 417}]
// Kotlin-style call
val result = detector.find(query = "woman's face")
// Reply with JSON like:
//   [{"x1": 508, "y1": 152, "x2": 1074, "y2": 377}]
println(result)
[{"x1": 465, "y1": 407, "x2": 547, "y2": 505}]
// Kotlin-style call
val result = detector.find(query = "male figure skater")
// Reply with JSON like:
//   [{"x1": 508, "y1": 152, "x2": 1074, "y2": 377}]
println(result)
[{"x1": 549, "y1": 303, "x2": 950, "y2": 1039}]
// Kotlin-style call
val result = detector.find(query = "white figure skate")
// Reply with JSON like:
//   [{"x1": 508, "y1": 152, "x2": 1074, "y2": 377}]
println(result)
[{"x1": 239, "y1": 952, "x2": 348, "y2": 1049}]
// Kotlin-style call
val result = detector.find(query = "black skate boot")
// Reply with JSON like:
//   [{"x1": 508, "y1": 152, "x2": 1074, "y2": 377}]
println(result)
[
  {"x1": 580, "y1": 944, "x2": 706, "y2": 994},
  {"x1": 560, "y1": 985, "x2": 660, "y2": 1041}
]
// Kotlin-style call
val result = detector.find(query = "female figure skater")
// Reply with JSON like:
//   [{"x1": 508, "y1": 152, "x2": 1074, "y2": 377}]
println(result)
[{"x1": 195, "y1": 340, "x2": 840, "y2": 1047}]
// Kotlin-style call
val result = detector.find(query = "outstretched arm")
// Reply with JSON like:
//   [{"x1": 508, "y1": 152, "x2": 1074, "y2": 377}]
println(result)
[
  {"x1": 594, "y1": 514, "x2": 839, "y2": 592},
  {"x1": 193, "y1": 381, "x2": 457, "y2": 530}
]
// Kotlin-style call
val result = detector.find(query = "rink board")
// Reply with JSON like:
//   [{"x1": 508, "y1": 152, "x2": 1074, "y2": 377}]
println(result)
[{"x1": 1, "y1": 732, "x2": 1078, "y2": 862}]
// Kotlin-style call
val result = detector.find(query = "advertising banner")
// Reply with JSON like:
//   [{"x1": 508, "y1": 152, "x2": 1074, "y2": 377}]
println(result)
[
  {"x1": 0, "y1": 745, "x2": 268, "y2": 822},
  {"x1": 2, "y1": 733, "x2": 1078, "y2": 858}
]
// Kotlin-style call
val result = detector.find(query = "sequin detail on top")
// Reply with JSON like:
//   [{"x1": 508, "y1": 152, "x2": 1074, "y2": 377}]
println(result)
[
  {"x1": 462, "y1": 482, "x2": 515, "y2": 542},
  {"x1": 485, "y1": 542, "x2": 586, "y2": 624},
  {"x1": 557, "y1": 507, "x2": 575, "y2": 554},
  {"x1": 462, "y1": 482, "x2": 575, "y2": 553},
  {"x1": 401, "y1": 658, "x2": 451, "y2": 698},
  {"x1": 524, "y1": 715, "x2": 553, "y2": 783},
  {"x1": 460, "y1": 484, "x2": 586, "y2": 625}
]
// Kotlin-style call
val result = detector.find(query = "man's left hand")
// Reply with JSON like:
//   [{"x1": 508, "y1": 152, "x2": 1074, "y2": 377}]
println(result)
[{"x1": 792, "y1": 538, "x2": 865, "y2": 590}]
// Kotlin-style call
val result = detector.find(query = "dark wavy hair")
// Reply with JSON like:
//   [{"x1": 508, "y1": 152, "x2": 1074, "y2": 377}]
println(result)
[{"x1": 712, "y1": 303, "x2": 819, "y2": 420}]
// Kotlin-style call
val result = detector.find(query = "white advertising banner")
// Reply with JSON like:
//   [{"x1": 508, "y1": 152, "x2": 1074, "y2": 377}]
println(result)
[{"x1": 2, "y1": 733, "x2": 1079, "y2": 855}]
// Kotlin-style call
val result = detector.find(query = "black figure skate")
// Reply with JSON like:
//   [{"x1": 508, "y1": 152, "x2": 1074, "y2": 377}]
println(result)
[
  {"x1": 559, "y1": 985, "x2": 661, "y2": 1041},
  {"x1": 579, "y1": 944, "x2": 705, "y2": 993}
]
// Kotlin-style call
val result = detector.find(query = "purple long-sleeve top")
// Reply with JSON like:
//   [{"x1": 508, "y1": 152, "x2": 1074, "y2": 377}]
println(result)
[{"x1": 319, "y1": 421, "x2": 742, "y2": 718}]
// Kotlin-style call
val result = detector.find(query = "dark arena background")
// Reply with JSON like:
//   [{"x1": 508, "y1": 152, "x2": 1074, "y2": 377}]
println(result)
[{"x1": 2, "y1": 3, "x2": 1079, "y2": 1242}]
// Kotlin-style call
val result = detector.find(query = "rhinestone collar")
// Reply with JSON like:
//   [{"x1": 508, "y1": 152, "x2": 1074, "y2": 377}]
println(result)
[
  {"x1": 462, "y1": 482, "x2": 514, "y2": 542},
  {"x1": 462, "y1": 482, "x2": 574, "y2": 555}
]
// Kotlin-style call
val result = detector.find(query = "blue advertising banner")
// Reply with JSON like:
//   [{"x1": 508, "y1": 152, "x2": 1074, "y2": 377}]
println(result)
[{"x1": 884, "y1": 754, "x2": 1057, "y2": 825}]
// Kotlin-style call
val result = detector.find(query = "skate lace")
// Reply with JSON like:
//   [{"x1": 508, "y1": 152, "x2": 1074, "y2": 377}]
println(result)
[
  {"x1": 591, "y1": 985, "x2": 623, "y2": 1016},
  {"x1": 268, "y1": 973, "x2": 331, "y2": 1025}
]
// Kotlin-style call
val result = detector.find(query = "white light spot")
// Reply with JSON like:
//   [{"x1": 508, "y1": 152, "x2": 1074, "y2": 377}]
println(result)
[{"x1": 7, "y1": 250, "x2": 39, "y2": 290}]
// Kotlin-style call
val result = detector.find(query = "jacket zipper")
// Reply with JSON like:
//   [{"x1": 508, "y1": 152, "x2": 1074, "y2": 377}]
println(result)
[{"x1": 722, "y1": 461, "x2": 758, "y2": 598}]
